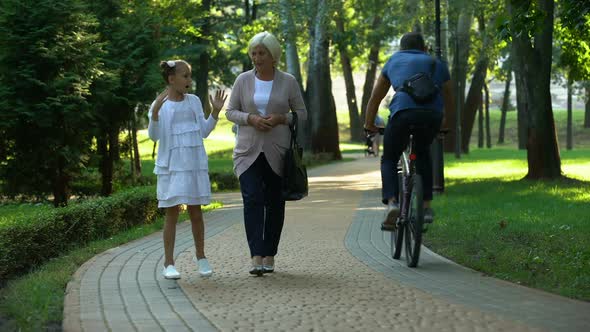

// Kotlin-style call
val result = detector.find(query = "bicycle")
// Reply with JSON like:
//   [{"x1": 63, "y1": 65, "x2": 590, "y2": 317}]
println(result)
[{"x1": 390, "y1": 126, "x2": 426, "y2": 268}]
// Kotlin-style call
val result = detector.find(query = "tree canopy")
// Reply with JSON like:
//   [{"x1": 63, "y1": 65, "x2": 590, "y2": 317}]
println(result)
[{"x1": 0, "y1": 0, "x2": 588, "y2": 204}]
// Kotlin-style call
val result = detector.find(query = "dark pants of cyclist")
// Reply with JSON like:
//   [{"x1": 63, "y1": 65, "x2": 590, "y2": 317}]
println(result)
[
  {"x1": 381, "y1": 109, "x2": 443, "y2": 204},
  {"x1": 239, "y1": 153, "x2": 286, "y2": 257}
]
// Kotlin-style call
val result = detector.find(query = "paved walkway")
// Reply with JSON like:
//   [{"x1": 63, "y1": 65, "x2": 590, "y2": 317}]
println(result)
[{"x1": 64, "y1": 157, "x2": 590, "y2": 332}]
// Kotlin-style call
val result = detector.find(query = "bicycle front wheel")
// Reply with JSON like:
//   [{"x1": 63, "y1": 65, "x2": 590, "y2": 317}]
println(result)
[{"x1": 405, "y1": 174, "x2": 424, "y2": 267}]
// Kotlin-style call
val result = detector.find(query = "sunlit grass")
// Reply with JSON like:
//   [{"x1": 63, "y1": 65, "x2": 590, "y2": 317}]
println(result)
[
  {"x1": 426, "y1": 148, "x2": 590, "y2": 300},
  {"x1": 0, "y1": 203, "x2": 52, "y2": 227},
  {"x1": 444, "y1": 148, "x2": 590, "y2": 181}
]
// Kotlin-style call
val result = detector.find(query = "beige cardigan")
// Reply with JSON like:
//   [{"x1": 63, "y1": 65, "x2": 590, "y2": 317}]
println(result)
[{"x1": 226, "y1": 69, "x2": 307, "y2": 178}]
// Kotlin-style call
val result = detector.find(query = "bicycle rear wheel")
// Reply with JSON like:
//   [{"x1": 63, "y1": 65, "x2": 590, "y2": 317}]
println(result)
[
  {"x1": 391, "y1": 223, "x2": 404, "y2": 259},
  {"x1": 404, "y1": 174, "x2": 424, "y2": 267},
  {"x1": 391, "y1": 171, "x2": 404, "y2": 259}
]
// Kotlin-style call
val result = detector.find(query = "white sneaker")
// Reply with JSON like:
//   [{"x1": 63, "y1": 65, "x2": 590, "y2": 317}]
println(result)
[
  {"x1": 193, "y1": 257, "x2": 213, "y2": 277},
  {"x1": 162, "y1": 265, "x2": 180, "y2": 279}
]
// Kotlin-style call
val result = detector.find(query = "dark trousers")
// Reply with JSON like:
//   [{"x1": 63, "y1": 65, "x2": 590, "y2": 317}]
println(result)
[
  {"x1": 239, "y1": 153, "x2": 286, "y2": 257},
  {"x1": 381, "y1": 109, "x2": 443, "y2": 204}
]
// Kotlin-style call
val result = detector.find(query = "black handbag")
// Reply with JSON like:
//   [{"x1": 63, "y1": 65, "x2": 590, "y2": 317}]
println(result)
[
  {"x1": 281, "y1": 111, "x2": 308, "y2": 201},
  {"x1": 399, "y1": 58, "x2": 439, "y2": 103}
]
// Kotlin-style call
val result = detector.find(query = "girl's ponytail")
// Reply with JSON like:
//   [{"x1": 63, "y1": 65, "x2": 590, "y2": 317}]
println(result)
[{"x1": 160, "y1": 60, "x2": 176, "y2": 83}]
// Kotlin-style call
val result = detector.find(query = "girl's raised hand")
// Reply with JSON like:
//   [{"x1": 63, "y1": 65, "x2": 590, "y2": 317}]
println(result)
[
  {"x1": 151, "y1": 88, "x2": 169, "y2": 121},
  {"x1": 209, "y1": 89, "x2": 227, "y2": 112},
  {"x1": 154, "y1": 88, "x2": 169, "y2": 110}
]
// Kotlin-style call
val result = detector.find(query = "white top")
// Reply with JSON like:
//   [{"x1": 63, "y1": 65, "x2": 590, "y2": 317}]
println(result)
[
  {"x1": 253, "y1": 77, "x2": 273, "y2": 116},
  {"x1": 147, "y1": 94, "x2": 217, "y2": 207},
  {"x1": 148, "y1": 94, "x2": 217, "y2": 169}
]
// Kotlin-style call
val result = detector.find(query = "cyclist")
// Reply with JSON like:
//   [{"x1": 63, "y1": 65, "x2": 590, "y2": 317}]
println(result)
[{"x1": 364, "y1": 32, "x2": 455, "y2": 231}]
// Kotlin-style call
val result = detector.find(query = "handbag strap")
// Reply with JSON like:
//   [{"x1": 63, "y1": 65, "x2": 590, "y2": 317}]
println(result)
[{"x1": 289, "y1": 111, "x2": 298, "y2": 147}]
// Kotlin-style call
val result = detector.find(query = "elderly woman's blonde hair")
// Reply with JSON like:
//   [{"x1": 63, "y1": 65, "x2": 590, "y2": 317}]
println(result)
[{"x1": 248, "y1": 32, "x2": 282, "y2": 65}]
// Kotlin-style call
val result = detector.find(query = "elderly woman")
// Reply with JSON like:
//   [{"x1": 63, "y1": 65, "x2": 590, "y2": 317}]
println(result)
[{"x1": 226, "y1": 31, "x2": 307, "y2": 276}]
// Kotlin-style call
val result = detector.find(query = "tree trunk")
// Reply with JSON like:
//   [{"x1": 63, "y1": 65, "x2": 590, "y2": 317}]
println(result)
[
  {"x1": 196, "y1": 0, "x2": 211, "y2": 114},
  {"x1": 131, "y1": 128, "x2": 141, "y2": 176},
  {"x1": 484, "y1": 82, "x2": 491, "y2": 148},
  {"x1": 128, "y1": 124, "x2": 136, "y2": 182},
  {"x1": 131, "y1": 120, "x2": 141, "y2": 175},
  {"x1": 53, "y1": 154, "x2": 69, "y2": 207},
  {"x1": 111, "y1": 124, "x2": 120, "y2": 163},
  {"x1": 359, "y1": 14, "x2": 382, "y2": 123},
  {"x1": 461, "y1": 58, "x2": 488, "y2": 153},
  {"x1": 498, "y1": 68, "x2": 512, "y2": 144},
  {"x1": 279, "y1": 0, "x2": 304, "y2": 92},
  {"x1": 512, "y1": 43, "x2": 528, "y2": 150},
  {"x1": 98, "y1": 133, "x2": 112, "y2": 196},
  {"x1": 585, "y1": 84, "x2": 590, "y2": 128},
  {"x1": 444, "y1": 10, "x2": 472, "y2": 154},
  {"x1": 460, "y1": 13, "x2": 489, "y2": 153},
  {"x1": 130, "y1": 104, "x2": 141, "y2": 176},
  {"x1": 441, "y1": 0, "x2": 450, "y2": 62},
  {"x1": 478, "y1": 93, "x2": 484, "y2": 148},
  {"x1": 509, "y1": 0, "x2": 561, "y2": 179},
  {"x1": 566, "y1": 77, "x2": 573, "y2": 150},
  {"x1": 308, "y1": 0, "x2": 341, "y2": 159},
  {"x1": 334, "y1": 4, "x2": 362, "y2": 142}
]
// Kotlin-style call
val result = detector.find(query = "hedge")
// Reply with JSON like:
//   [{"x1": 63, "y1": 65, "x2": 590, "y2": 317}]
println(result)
[{"x1": 0, "y1": 186, "x2": 162, "y2": 280}]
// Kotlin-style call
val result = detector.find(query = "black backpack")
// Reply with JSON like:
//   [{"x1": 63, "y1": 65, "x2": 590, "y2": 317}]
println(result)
[{"x1": 398, "y1": 58, "x2": 439, "y2": 104}]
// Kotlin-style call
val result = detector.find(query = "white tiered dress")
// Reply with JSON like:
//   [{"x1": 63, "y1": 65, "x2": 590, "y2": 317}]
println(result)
[{"x1": 148, "y1": 94, "x2": 217, "y2": 208}]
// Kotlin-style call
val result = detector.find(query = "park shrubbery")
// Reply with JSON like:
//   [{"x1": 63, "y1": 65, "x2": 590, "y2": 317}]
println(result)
[
  {"x1": 210, "y1": 172, "x2": 240, "y2": 191},
  {"x1": 0, "y1": 186, "x2": 162, "y2": 280}
]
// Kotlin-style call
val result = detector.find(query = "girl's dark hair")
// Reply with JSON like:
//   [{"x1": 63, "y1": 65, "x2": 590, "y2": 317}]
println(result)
[
  {"x1": 160, "y1": 60, "x2": 190, "y2": 83},
  {"x1": 160, "y1": 60, "x2": 177, "y2": 83}
]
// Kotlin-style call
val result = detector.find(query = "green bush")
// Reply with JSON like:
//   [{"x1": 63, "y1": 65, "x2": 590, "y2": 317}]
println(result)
[
  {"x1": 210, "y1": 172, "x2": 240, "y2": 191},
  {"x1": 0, "y1": 186, "x2": 162, "y2": 280}
]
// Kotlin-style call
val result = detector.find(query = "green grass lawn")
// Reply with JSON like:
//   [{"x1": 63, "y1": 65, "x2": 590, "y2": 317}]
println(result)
[
  {"x1": 426, "y1": 148, "x2": 590, "y2": 301},
  {"x1": 0, "y1": 203, "x2": 52, "y2": 227}
]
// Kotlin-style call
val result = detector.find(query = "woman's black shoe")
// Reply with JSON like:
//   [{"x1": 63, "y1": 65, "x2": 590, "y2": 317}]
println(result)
[{"x1": 249, "y1": 266, "x2": 263, "y2": 276}]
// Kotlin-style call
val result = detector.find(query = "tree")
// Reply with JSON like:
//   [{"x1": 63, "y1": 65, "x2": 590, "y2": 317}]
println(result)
[
  {"x1": 333, "y1": 1, "x2": 363, "y2": 142},
  {"x1": 483, "y1": 81, "x2": 491, "y2": 148},
  {"x1": 477, "y1": 94, "x2": 484, "y2": 148},
  {"x1": 566, "y1": 77, "x2": 573, "y2": 150},
  {"x1": 461, "y1": 9, "x2": 497, "y2": 153},
  {"x1": 498, "y1": 59, "x2": 512, "y2": 144},
  {"x1": 512, "y1": 43, "x2": 528, "y2": 149},
  {"x1": 444, "y1": 6, "x2": 473, "y2": 156},
  {"x1": 306, "y1": 0, "x2": 341, "y2": 158},
  {"x1": 507, "y1": 0, "x2": 561, "y2": 178},
  {"x1": 88, "y1": 0, "x2": 160, "y2": 196},
  {"x1": 279, "y1": 0, "x2": 304, "y2": 92},
  {"x1": 554, "y1": 0, "x2": 590, "y2": 141},
  {"x1": 0, "y1": 0, "x2": 102, "y2": 206}
]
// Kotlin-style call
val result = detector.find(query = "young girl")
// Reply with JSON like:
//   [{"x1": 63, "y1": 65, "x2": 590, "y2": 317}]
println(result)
[{"x1": 148, "y1": 59, "x2": 226, "y2": 279}]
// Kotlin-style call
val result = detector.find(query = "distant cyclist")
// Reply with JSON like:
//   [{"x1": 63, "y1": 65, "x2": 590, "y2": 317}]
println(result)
[{"x1": 364, "y1": 32, "x2": 455, "y2": 231}]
